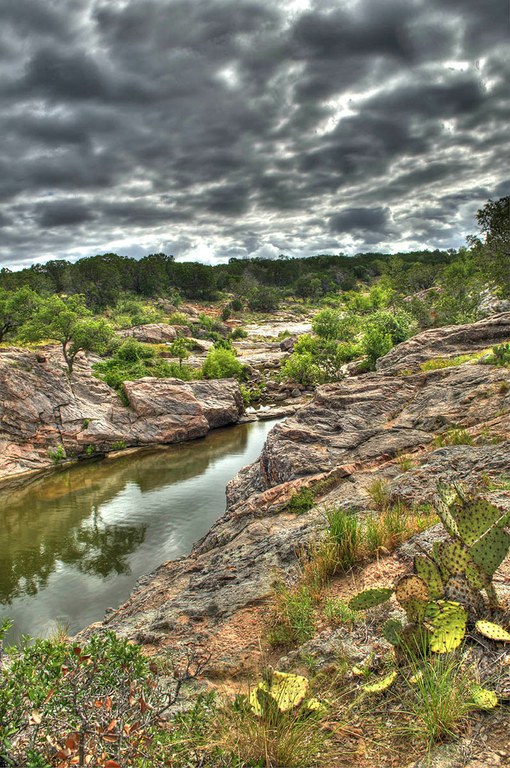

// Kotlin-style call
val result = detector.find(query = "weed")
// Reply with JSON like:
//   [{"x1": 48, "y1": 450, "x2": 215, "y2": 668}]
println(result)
[
  {"x1": 85, "y1": 444, "x2": 95, "y2": 457},
  {"x1": 419, "y1": 353, "x2": 480, "y2": 371},
  {"x1": 267, "y1": 582, "x2": 315, "y2": 647},
  {"x1": 367, "y1": 478, "x2": 392, "y2": 510},
  {"x1": 286, "y1": 487, "x2": 315, "y2": 515},
  {"x1": 214, "y1": 689, "x2": 327, "y2": 768},
  {"x1": 324, "y1": 506, "x2": 360, "y2": 572},
  {"x1": 396, "y1": 454, "x2": 414, "y2": 471},
  {"x1": 111, "y1": 440, "x2": 127, "y2": 451},
  {"x1": 497, "y1": 379, "x2": 509, "y2": 394},
  {"x1": 82, "y1": 418, "x2": 90, "y2": 429},
  {"x1": 47, "y1": 444, "x2": 66, "y2": 464},
  {"x1": 432, "y1": 426, "x2": 474, "y2": 447},
  {"x1": 324, "y1": 597, "x2": 360, "y2": 627},
  {"x1": 398, "y1": 651, "x2": 476, "y2": 748}
]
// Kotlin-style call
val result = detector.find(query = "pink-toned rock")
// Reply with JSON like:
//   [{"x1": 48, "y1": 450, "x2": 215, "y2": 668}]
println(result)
[
  {"x1": 0, "y1": 346, "x2": 243, "y2": 484},
  {"x1": 119, "y1": 323, "x2": 178, "y2": 343}
]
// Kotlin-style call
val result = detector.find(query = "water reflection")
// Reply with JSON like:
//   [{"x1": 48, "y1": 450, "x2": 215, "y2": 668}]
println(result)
[{"x1": 0, "y1": 420, "x2": 276, "y2": 641}]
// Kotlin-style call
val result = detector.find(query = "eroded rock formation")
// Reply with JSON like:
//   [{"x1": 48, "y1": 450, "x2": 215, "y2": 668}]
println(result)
[{"x1": 0, "y1": 345, "x2": 243, "y2": 483}]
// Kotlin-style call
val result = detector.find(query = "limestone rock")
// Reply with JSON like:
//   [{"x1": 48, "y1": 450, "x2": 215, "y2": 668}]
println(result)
[
  {"x1": 376, "y1": 312, "x2": 510, "y2": 373},
  {"x1": 0, "y1": 346, "x2": 243, "y2": 483}
]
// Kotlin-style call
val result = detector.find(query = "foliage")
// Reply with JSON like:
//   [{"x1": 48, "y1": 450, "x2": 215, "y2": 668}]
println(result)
[
  {"x1": 361, "y1": 309, "x2": 415, "y2": 369},
  {"x1": 229, "y1": 326, "x2": 248, "y2": 340},
  {"x1": 432, "y1": 427, "x2": 474, "y2": 447},
  {"x1": 0, "y1": 287, "x2": 41, "y2": 343},
  {"x1": 285, "y1": 487, "x2": 315, "y2": 515},
  {"x1": 324, "y1": 597, "x2": 360, "y2": 627},
  {"x1": 267, "y1": 583, "x2": 315, "y2": 647},
  {"x1": 349, "y1": 486, "x2": 510, "y2": 654},
  {"x1": 486, "y1": 342, "x2": 510, "y2": 367},
  {"x1": 18, "y1": 294, "x2": 114, "y2": 375},
  {"x1": 47, "y1": 444, "x2": 66, "y2": 464},
  {"x1": 398, "y1": 650, "x2": 483, "y2": 747},
  {"x1": 94, "y1": 339, "x2": 195, "y2": 395},
  {"x1": 472, "y1": 195, "x2": 510, "y2": 296},
  {"x1": 201, "y1": 346, "x2": 246, "y2": 380},
  {"x1": 107, "y1": 295, "x2": 164, "y2": 328},
  {"x1": 215, "y1": 682, "x2": 327, "y2": 768},
  {"x1": 0, "y1": 628, "x2": 209, "y2": 767},
  {"x1": 166, "y1": 337, "x2": 194, "y2": 368}
]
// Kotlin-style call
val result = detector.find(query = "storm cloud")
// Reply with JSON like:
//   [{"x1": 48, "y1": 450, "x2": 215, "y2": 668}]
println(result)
[{"x1": 0, "y1": 0, "x2": 508, "y2": 268}]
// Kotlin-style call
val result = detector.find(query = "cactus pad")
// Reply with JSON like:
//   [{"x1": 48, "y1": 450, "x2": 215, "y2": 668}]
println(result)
[
  {"x1": 382, "y1": 618, "x2": 403, "y2": 646},
  {"x1": 434, "y1": 539, "x2": 473, "y2": 577},
  {"x1": 470, "y1": 527, "x2": 510, "y2": 577},
  {"x1": 249, "y1": 671, "x2": 309, "y2": 716},
  {"x1": 363, "y1": 671, "x2": 398, "y2": 693},
  {"x1": 435, "y1": 485, "x2": 460, "y2": 537},
  {"x1": 414, "y1": 555, "x2": 444, "y2": 599},
  {"x1": 475, "y1": 620, "x2": 510, "y2": 642},
  {"x1": 455, "y1": 498, "x2": 507, "y2": 546},
  {"x1": 395, "y1": 575, "x2": 429, "y2": 605},
  {"x1": 349, "y1": 588, "x2": 393, "y2": 611},
  {"x1": 470, "y1": 684, "x2": 498, "y2": 710},
  {"x1": 424, "y1": 600, "x2": 468, "y2": 654},
  {"x1": 444, "y1": 575, "x2": 485, "y2": 616}
]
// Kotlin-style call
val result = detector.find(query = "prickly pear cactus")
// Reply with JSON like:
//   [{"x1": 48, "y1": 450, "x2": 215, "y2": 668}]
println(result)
[
  {"x1": 470, "y1": 684, "x2": 498, "y2": 710},
  {"x1": 475, "y1": 620, "x2": 510, "y2": 642},
  {"x1": 382, "y1": 618, "x2": 403, "y2": 646},
  {"x1": 362, "y1": 671, "x2": 398, "y2": 693},
  {"x1": 249, "y1": 671, "x2": 309, "y2": 716},
  {"x1": 414, "y1": 555, "x2": 444, "y2": 600},
  {"x1": 423, "y1": 600, "x2": 468, "y2": 654},
  {"x1": 349, "y1": 587, "x2": 393, "y2": 611}
]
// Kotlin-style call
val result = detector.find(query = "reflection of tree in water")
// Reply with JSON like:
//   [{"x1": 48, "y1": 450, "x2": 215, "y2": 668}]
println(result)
[
  {"x1": 0, "y1": 421, "x2": 266, "y2": 605},
  {"x1": 60, "y1": 508, "x2": 146, "y2": 578},
  {"x1": 0, "y1": 507, "x2": 146, "y2": 603}
]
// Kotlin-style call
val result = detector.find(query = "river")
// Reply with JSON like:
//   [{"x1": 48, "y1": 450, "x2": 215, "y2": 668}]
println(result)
[{"x1": 0, "y1": 420, "x2": 277, "y2": 644}]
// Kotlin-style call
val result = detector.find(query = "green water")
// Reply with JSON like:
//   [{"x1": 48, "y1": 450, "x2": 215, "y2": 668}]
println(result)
[{"x1": 0, "y1": 420, "x2": 276, "y2": 642}]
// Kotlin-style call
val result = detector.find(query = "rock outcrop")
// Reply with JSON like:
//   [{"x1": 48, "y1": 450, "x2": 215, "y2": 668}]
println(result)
[
  {"x1": 82, "y1": 315, "x2": 510, "y2": 681},
  {"x1": 376, "y1": 311, "x2": 510, "y2": 373},
  {"x1": 0, "y1": 346, "x2": 243, "y2": 484}
]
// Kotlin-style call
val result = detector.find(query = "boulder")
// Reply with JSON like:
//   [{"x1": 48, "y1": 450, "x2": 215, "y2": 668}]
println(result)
[
  {"x1": 376, "y1": 312, "x2": 510, "y2": 373},
  {"x1": 0, "y1": 346, "x2": 243, "y2": 483},
  {"x1": 119, "y1": 323, "x2": 177, "y2": 343}
]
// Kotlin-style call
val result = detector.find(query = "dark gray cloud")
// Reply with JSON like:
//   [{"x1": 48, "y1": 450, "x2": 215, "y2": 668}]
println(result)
[{"x1": 0, "y1": 0, "x2": 508, "y2": 268}]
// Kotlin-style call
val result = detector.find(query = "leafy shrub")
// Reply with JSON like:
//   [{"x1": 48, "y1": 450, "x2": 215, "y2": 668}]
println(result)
[
  {"x1": 229, "y1": 326, "x2": 248, "y2": 340},
  {"x1": 201, "y1": 347, "x2": 246, "y2": 380},
  {"x1": 0, "y1": 628, "x2": 206, "y2": 767},
  {"x1": 93, "y1": 340, "x2": 196, "y2": 395},
  {"x1": 279, "y1": 351, "x2": 322, "y2": 387}
]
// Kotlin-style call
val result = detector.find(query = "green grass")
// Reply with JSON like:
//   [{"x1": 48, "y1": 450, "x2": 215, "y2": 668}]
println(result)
[
  {"x1": 324, "y1": 597, "x2": 360, "y2": 627},
  {"x1": 286, "y1": 487, "x2": 316, "y2": 515},
  {"x1": 267, "y1": 583, "x2": 315, "y2": 647},
  {"x1": 398, "y1": 651, "x2": 477, "y2": 748},
  {"x1": 432, "y1": 427, "x2": 474, "y2": 447},
  {"x1": 419, "y1": 352, "x2": 483, "y2": 371}
]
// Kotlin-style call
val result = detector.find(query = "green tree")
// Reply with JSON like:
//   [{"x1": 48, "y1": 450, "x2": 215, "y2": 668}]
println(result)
[
  {"x1": 472, "y1": 196, "x2": 510, "y2": 296},
  {"x1": 19, "y1": 294, "x2": 113, "y2": 375},
  {"x1": 0, "y1": 286, "x2": 41, "y2": 342},
  {"x1": 167, "y1": 337, "x2": 193, "y2": 369}
]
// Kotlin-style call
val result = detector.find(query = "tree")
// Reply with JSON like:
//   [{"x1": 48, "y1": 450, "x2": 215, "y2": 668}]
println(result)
[
  {"x1": 167, "y1": 337, "x2": 193, "y2": 369},
  {"x1": 0, "y1": 287, "x2": 41, "y2": 342},
  {"x1": 473, "y1": 196, "x2": 510, "y2": 296},
  {"x1": 19, "y1": 294, "x2": 113, "y2": 375}
]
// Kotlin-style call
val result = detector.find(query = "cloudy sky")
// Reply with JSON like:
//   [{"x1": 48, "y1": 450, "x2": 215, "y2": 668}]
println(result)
[{"x1": 1, "y1": 0, "x2": 509, "y2": 269}]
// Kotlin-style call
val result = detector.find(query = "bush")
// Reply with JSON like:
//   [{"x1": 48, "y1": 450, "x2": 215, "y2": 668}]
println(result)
[
  {"x1": 201, "y1": 347, "x2": 245, "y2": 380},
  {"x1": 229, "y1": 327, "x2": 248, "y2": 340},
  {"x1": 0, "y1": 628, "x2": 176, "y2": 767},
  {"x1": 279, "y1": 352, "x2": 322, "y2": 387}
]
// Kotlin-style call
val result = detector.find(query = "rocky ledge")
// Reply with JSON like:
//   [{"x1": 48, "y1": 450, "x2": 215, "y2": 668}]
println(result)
[
  {"x1": 0, "y1": 345, "x2": 243, "y2": 484},
  {"x1": 82, "y1": 315, "x2": 510, "y2": 682}
]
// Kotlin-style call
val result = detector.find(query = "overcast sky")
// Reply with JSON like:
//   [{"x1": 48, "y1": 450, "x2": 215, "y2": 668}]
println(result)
[{"x1": 1, "y1": 0, "x2": 509, "y2": 269}]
